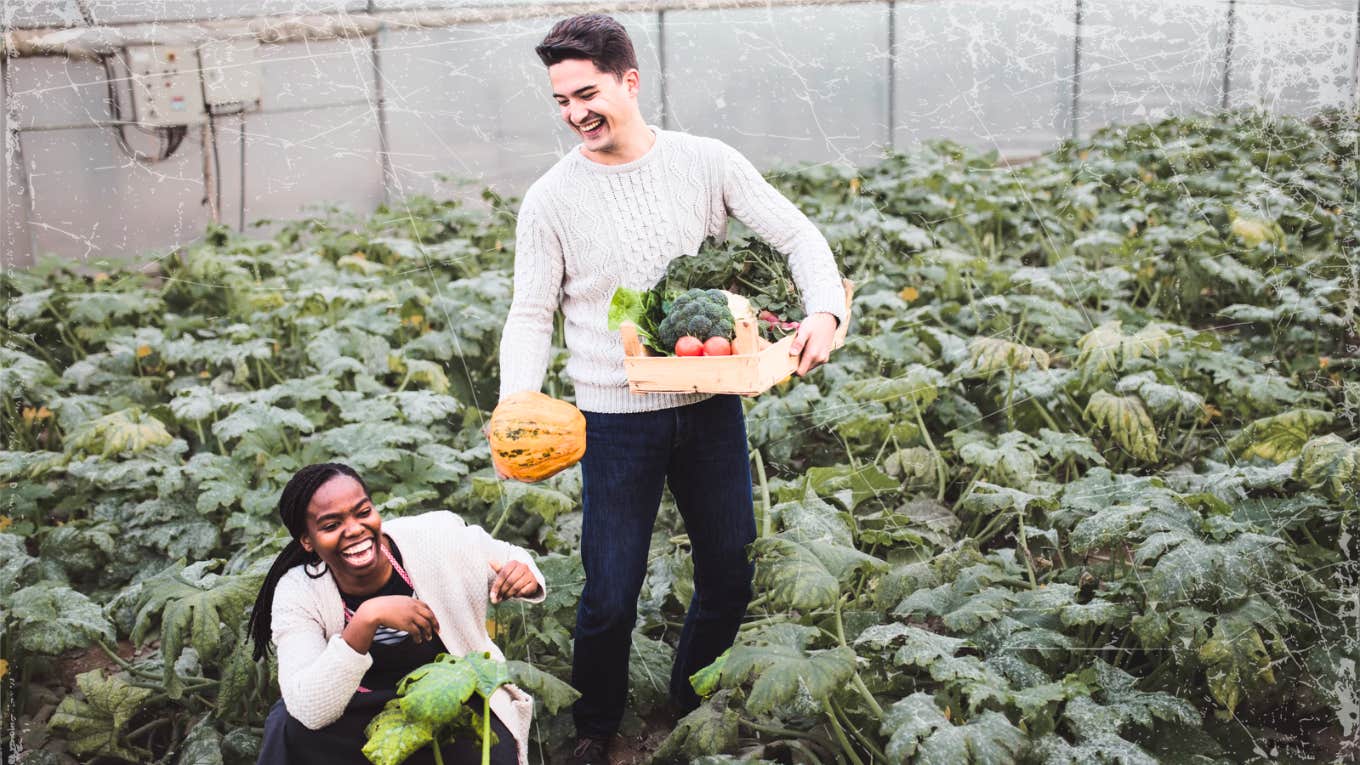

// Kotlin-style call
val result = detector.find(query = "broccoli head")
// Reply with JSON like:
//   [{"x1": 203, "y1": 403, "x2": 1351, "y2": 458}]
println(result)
[{"x1": 658, "y1": 288, "x2": 736, "y2": 350}]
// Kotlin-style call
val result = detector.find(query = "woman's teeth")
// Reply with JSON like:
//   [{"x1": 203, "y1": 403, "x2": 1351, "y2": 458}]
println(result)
[{"x1": 342, "y1": 537, "x2": 375, "y2": 565}]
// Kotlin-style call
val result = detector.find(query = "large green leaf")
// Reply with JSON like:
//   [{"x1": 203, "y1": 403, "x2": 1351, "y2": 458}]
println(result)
[
  {"x1": 49, "y1": 670, "x2": 154, "y2": 760},
  {"x1": 1198, "y1": 622, "x2": 1275, "y2": 717},
  {"x1": 1083, "y1": 391, "x2": 1159, "y2": 462},
  {"x1": 880, "y1": 692, "x2": 1026, "y2": 764},
  {"x1": 177, "y1": 716, "x2": 225, "y2": 765},
  {"x1": 629, "y1": 630, "x2": 674, "y2": 709},
  {"x1": 964, "y1": 336, "x2": 1051, "y2": 376},
  {"x1": 397, "y1": 659, "x2": 478, "y2": 725},
  {"x1": 1076, "y1": 321, "x2": 1176, "y2": 375},
  {"x1": 67, "y1": 408, "x2": 174, "y2": 458},
  {"x1": 1294, "y1": 433, "x2": 1360, "y2": 499},
  {"x1": 362, "y1": 702, "x2": 436, "y2": 765},
  {"x1": 1227, "y1": 409, "x2": 1333, "y2": 463},
  {"x1": 8, "y1": 581, "x2": 116, "y2": 655},
  {"x1": 842, "y1": 364, "x2": 944, "y2": 411},
  {"x1": 752, "y1": 534, "x2": 886, "y2": 611},
  {"x1": 0, "y1": 533, "x2": 40, "y2": 598},
  {"x1": 471, "y1": 477, "x2": 576, "y2": 524},
  {"x1": 717, "y1": 624, "x2": 856, "y2": 716},
  {"x1": 506, "y1": 660, "x2": 580, "y2": 714},
  {"x1": 130, "y1": 560, "x2": 263, "y2": 698},
  {"x1": 651, "y1": 692, "x2": 740, "y2": 763}
]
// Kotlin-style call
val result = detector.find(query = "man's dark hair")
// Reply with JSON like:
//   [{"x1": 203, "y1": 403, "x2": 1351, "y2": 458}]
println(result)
[{"x1": 535, "y1": 14, "x2": 638, "y2": 80}]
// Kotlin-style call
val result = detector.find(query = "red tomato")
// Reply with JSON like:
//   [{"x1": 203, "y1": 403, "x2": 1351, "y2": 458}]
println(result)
[
  {"x1": 703, "y1": 336, "x2": 733, "y2": 356},
  {"x1": 675, "y1": 336, "x2": 705, "y2": 356}
]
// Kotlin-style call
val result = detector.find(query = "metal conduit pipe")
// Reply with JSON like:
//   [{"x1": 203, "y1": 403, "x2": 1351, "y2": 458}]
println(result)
[{"x1": 3, "y1": 0, "x2": 883, "y2": 59}]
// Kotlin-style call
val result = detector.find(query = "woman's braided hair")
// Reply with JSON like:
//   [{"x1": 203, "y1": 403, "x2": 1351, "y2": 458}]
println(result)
[{"x1": 247, "y1": 462, "x2": 370, "y2": 661}]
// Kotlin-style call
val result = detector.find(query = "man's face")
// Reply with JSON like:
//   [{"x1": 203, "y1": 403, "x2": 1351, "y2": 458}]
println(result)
[{"x1": 548, "y1": 58, "x2": 639, "y2": 155}]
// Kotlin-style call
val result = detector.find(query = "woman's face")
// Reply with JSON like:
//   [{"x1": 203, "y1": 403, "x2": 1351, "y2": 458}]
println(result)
[{"x1": 299, "y1": 475, "x2": 387, "y2": 581}]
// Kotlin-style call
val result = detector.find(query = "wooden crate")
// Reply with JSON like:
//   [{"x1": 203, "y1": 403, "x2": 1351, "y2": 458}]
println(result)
[{"x1": 618, "y1": 279, "x2": 854, "y2": 396}]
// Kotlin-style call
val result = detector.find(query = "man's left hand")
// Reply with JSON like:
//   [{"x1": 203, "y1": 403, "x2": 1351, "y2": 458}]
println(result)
[{"x1": 789, "y1": 312, "x2": 839, "y2": 376}]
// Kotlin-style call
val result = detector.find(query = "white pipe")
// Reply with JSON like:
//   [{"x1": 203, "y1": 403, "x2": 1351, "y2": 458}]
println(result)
[{"x1": 3, "y1": 0, "x2": 882, "y2": 59}]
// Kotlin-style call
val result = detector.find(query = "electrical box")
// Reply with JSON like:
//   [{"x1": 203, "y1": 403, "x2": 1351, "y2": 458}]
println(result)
[
  {"x1": 199, "y1": 39, "x2": 262, "y2": 113},
  {"x1": 126, "y1": 44, "x2": 205, "y2": 127}
]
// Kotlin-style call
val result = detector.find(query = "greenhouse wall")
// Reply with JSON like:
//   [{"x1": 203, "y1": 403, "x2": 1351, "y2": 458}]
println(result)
[{"x1": 3, "y1": 0, "x2": 1357, "y2": 268}]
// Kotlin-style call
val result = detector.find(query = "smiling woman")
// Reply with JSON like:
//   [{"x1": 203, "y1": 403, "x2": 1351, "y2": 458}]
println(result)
[{"x1": 245, "y1": 463, "x2": 549, "y2": 765}]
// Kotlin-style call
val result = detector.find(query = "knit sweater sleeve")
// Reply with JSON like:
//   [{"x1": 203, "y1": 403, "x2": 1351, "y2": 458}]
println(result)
[
  {"x1": 468, "y1": 524, "x2": 548, "y2": 605},
  {"x1": 717, "y1": 141, "x2": 847, "y2": 327},
  {"x1": 498, "y1": 188, "x2": 565, "y2": 400},
  {"x1": 272, "y1": 571, "x2": 373, "y2": 730}
]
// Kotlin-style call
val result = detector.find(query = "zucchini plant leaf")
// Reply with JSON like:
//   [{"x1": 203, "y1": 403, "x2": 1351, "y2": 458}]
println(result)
[
  {"x1": 507, "y1": 660, "x2": 580, "y2": 714},
  {"x1": 8, "y1": 581, "x2": 116, "y2": 655},
  {"x1": 880, "y1": 692, "x2": 1026, "y2": 764},
  {"x1": 130, "y1": 560, "x2": 263, "y2": 698},
  {"x1": 397, "y1": 658, "x2": 478, "y2": 725},
  {"x1": 49, "y1": 669, "x2": 153, "y2": 761},
  {"x1": 1227, "y1": 409, "x2": 1334, "y2": 463},
  {"x1": 651, "y1": 692, "x2": 740, "y2": 762},
  {"x1": 1083, "y1": 391, "x2": 1159, "y2": 462},
  {"x1": 1294, "y1": 433, "x2": 1360, "y2": 499},
  {"x1": 362, "y1": 702, "x2": 436, "y2": 765},
  {"x1": 717, "y1": 623, "x2": 856, "y2": 716}
]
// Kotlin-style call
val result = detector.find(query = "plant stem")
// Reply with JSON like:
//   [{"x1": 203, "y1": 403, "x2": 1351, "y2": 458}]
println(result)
[
  {"x1": 1031, "y1": 398, "x2": 1063, "y2": 432},
  {"x1": 834, "y1": 597, "x2": 884, "y2": 718},
  {"x1": 1005, "y1": 371, "x2": 1017, "y2": 431},
  {"x1": 125, "y1": 717, "x2": 170, "y2": 742},
  {"x1": 822, "y1": 699, "x2": 866, "y2": 765},
  {"x1": 489, "y1": 494, "x2": 514, "y2": 538},
  {"x1": 740, "y1": 717, "x2": 821, "y2": 742},
  {"x1": 1015, "y1": 508, "x2": 1039, "y2": 589},
  {"x1": 830, "y1": 697, "x2": 888, "y2": 764},
  {"x1": 433, "y1": 734, "x2": 446, "y2": 765},
  {"x1": 913, "y1": 407, "x2": 948, "y2": 501},
  {"x1": 753, "y1": 448, "x2": 772, "y2": 538},
  {"x1": 482, "y1": 693, "x2": 492, "y2": 765}
]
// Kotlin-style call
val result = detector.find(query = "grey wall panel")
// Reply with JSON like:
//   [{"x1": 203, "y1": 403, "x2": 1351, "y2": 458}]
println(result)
[
  {"x1": 4, "y1": 1, "x2": 87, "y2": 28},
  {"x1": 240, "y1": 106, "x2": 384, "y2": 234},
  {"x1": 19, "y1": 125, "x2": 211, "y2": 267},
  {"x1": 8, "y1": 57, "x2": 111, "y2": 126},
  {"x1": 379, "y1": 14, "x2": 662, "y2": 206},
  {"x1": 1228, "y1": 0, "x2": 1356, "y2": 114},
  {"x1": 7, "y1": 2, "x2": 367, "y2": 27},
  {"x1": 664, "y1": 5, "x2": 888, "y2": 171},
  {"x1": 893, "y1": 0, "x2": 1070, "y2": 158},
  {"x1": 1075, "y1": 0, "x2": 1228, "y2": 138},
  {"x1": 257, "y1": 38, "x2": 376, "y2": 110}
]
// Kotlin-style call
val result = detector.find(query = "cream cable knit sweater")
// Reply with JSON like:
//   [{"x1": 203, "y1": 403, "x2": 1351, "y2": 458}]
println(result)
[
  {"x1": 271, "y1": 511, "x2": 547, "y2": 765},
  {"x1": 498, "y1": 124, "x2": 848, "y2": 413}
]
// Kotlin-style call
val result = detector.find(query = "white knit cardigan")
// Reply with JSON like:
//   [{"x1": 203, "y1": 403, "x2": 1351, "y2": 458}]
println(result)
[{"x1": 271, "y1": 510, "x2": 548, "y2": 765}]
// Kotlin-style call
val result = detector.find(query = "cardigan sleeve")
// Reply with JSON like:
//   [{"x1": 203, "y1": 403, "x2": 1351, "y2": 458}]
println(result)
[
  {"x1": 467, "y1": 524, "x2": 548, "y2": 605},
  {"x1": 272, "y1": 570, "x2": 373, "y2": 730}
]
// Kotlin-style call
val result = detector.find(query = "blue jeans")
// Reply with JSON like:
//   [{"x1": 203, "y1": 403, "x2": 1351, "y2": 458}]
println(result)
[{"x1": 571, "y1": 394, "x2": 756, "y2": 738}]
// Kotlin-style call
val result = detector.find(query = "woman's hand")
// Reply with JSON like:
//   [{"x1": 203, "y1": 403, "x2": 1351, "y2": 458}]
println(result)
[
  {"x1": 343, "y1": 596, "x2": 440, "y2": 654},
  {"x1": 488, "y1": 560, "x2": 541, "y2": 604}
]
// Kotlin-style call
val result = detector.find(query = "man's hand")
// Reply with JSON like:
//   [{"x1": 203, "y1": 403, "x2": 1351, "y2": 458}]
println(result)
[
  {"x1": 789, "y1": 312, "x2": 839, "y2": 376},
  {"x1": 489, "y1": 560, "x2": 540, "y2": 604}
]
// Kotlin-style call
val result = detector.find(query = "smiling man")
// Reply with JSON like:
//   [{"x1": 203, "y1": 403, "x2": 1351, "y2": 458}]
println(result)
[{"x1": 495, "y1": 13, "x2": 847, "y2": 764}]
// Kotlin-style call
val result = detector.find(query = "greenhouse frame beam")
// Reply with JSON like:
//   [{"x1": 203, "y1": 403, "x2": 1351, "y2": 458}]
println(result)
[{"x1": 2, "y1": 0, "x2": 883, "y2": 60}]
